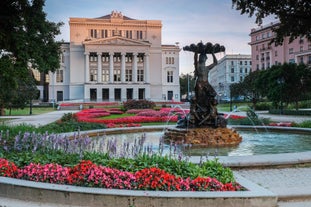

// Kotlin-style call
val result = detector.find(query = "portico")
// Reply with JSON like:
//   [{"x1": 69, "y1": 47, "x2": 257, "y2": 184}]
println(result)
[{"x1": 48, "y1": 11, "x2": 180, "y2": 103}]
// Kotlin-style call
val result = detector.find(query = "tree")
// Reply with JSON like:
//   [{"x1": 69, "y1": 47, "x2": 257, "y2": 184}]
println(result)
[
  {"x1": 254, "y1": 63, "x2": 311, "y2": 111},
  {"x1": 0, "y1": 54, "x2": 18, "y2": 115},
  {"x1": 179, "y1": 73, "x2": 195, "y2": 101},
  {"x1": 0, "y1": 0, "x2": 63, "y2": 105},
  {"x1": 232, "y1": 0, "x2": 311, "y2": 45}
]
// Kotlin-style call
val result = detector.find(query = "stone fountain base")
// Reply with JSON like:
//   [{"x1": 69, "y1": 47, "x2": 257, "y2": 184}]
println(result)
[{"x1": 164, "y1": 127, "x2": 242, "y2": 147}]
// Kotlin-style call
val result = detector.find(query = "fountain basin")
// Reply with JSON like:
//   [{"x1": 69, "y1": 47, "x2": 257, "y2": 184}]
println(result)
[{"x1": 0, "y1": 175, "x2": 277, "y2": 207}]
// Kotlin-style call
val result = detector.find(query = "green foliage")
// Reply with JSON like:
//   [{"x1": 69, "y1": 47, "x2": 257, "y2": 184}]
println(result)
[
  {"x1": 237, "y1": 63, "x2": 311, "y2": 111},
  {"x1": 60, "y1": 113, "x2": 77, "y2": 122},
  {"x1": 82, "y1": 153, "x2": 235, "y2": 183},
  {"x1": 123, "y1": 99, "x2": 156, "y2": 110},
  {"x1": 227, "y1": 117, "x2": 270, "y2": 126},
  {"x1": 0, "y1": 0, "x2": 64, "y2": 103},
  {"x1": 179, "y1": 73, "x2": 195, "y2": 100},
  {"x1": 232, "y1": 0, "x2": 311, "y2": 45},
  {"x1": 292, "y1": 120, "x2": 311, "y2": 128},
  {"x1": 255, "y1": 102, "x2": 272, "y2": 110}
]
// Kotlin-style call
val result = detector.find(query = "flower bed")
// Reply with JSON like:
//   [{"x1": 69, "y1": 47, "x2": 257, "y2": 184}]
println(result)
[
  {"x1": 0, "y1": 158, "x2": 242, "y2": 192},
  {"x1": 75, "y1": 108, "x2": 187, "y2": 126},
  {"x1": 269, "y1": 122, "x2": 293, "y2": 127}
]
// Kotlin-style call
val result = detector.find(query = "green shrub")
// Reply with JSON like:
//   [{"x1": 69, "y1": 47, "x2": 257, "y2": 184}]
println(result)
[
  {"x1": 292, "y1": 120, "x2": 311, "y2": 128},
  {"x1": 255, "y1": 102, "x2": 272, "y2": 110},
  {"x1": 123, "y1": 99, "x2": 156, "y2": 110}
]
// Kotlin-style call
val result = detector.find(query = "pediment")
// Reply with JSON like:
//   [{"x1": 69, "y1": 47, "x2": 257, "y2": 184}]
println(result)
[{"x1": 83, "y1": 37, "x2": 151, "y2": 46}]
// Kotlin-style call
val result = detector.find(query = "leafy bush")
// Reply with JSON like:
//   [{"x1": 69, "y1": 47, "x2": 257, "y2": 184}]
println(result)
[
  {"x1": 123, "y1": 99, "x2": 156, "y2": 110},
  {"x1": 292, "y1": 120, "x2": 311, "y2": 128},
  {"x1": 255, "y1": 102, "x2": 272, "y2": 110}
]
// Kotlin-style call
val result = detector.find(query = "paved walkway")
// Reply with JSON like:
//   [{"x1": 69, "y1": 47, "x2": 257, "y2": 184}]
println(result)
[
  {"x1": 2, "y1": 110, "x2": 79, "y2": 127},
  {"x1": 1, "y1": 109, "x2": 311, "y2": 207}
]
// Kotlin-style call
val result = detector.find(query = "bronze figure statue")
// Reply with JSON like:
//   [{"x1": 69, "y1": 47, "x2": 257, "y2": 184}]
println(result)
[{"x1": 178, "y1": 41, "x2": 227, "y2": 128}]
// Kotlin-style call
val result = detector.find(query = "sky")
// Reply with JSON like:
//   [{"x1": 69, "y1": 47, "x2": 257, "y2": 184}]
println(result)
[{"x1": 44, "y1": 0, "x2": 275, "y2": 74}]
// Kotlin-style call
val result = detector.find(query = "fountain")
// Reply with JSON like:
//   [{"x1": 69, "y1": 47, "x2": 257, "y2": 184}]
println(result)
[{"x1": 165, "y1": 42, "x2": 242, "y2": 147}]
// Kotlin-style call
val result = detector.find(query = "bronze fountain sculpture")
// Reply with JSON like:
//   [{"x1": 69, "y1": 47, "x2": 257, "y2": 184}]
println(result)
[{"x1": 165, "y1": 42, "x2": 242, "y2": 147}]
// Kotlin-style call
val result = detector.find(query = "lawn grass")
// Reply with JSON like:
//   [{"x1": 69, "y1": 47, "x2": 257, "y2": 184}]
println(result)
[
  {"x1": 141, "y1": 122, "x2": 176, "y2": 126},
  {"x1": 4, "y1": 107, "x2": 56, "y2": 116},
  {"x1": 100, "y1": 113, "x2": 136, "y2": 119}
]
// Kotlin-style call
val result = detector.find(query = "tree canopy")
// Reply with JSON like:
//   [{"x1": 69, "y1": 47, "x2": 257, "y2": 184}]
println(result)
[
  {"x1": 232, "y1": 63, "x2": 311, "y2": 111},
  {"x1": 232, "y1": 0, "x2": 311, "y2": 45},
  {"x1": 0, "y1": 0, "x2": 63, "y2": 111}
]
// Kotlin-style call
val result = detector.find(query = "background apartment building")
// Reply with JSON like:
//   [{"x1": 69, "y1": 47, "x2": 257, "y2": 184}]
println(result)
[
  {"x1": 46, "y1": 11, "x2": 180, "y2": 103},
  {"x1": 209, "y1": 54, "x2": 252, "y2": 101},
  {"x1": 249, "y1": 21, "x2": 311, "y2": 71}
]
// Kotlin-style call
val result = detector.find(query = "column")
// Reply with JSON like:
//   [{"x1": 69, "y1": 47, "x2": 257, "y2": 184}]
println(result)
[
  {"x1": 97, "y1": 53, "x2": 102, "y2": 82},
  {"x1": 121, "y1": 52, "x2": 126, "y2": 83},
  {"x1": 132, "y1": 53, "x2": 138, "y2": 83},
  {"x1": 144, "y1": 53, "x2": 150, "y2": 83},
  {"x1": 109, "y1": 52, "x2": 114, "y2": 83},
  {"x1": 84, "y1": 52, "x2": 89, "y2": 82}
]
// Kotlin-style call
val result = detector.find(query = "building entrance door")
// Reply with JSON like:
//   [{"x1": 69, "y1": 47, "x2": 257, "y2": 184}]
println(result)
[
  {"x1": 90, "y1": 89, "x2": 97, "y2": 101},
  {"x1": 57, "y1": 91, "x2": 63, "y2": 102},
  {"x1": 102, "y1": 89, "x2": 109, "y2": 101},
  {"x1": 114, "y1": 88, "x2": 121, "y2": 101},
  {"x1": 127, "y1": 88, "x2": 133, "y2": 100},
  {"x1": 167, "y1": 91, "x2": 173, "y2": 101}
]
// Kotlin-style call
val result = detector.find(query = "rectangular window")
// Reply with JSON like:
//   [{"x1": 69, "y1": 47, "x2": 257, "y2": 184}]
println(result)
[
  {"x1": 289, "y1": 59, "x2": 295, "y2": 63},
  {"x1": 245, "y1": 68, "x2": 248, "y2": 73},
  {"x1": 102, "y1": 69, "x2": 109, "y2": 82},
  {"x1": 136, "y1": 31, "x2": 143, "y2": 39},
  {"x1": 90, "y1": 69, "x2": 97, "y2": 81},
  {"x1": 61, "y1": 53, "x2": 65, "y2": 63},
  {"x1": 101, "y1": 29, "x2": 108, "y2": 38},
  {"x1": 56, "y1": 69, "x2": 63, "y2": 83},
  {"x1": 125, "y1": 69, "x2": 132, "y2": 82},
  {"x1": 126, "y1": 55, "x2": 132, "y2": 63},
  {"x1": 90, "y1": 29, "x2": 97, "y2": 38},
  {"x1": 244, "y1": 61, "x2": 247, "y2": 65},
  {"x1": 113, "y1": 69, "x2": 121, "y2": 82},
  {"x1": 126, "y1": 30, "x2": 132, "y2": 39},
  {"x1": 231, "y1": 76, "x2": 235, "y2": 82},
  {"x1": 240, "y1": 68, "x2": 243, "y2": 73},
  {"x1": 137, "y1": 69, "x2": 144, "y2": 82},
  {"x1": 231, "y1": 68, "x2": 234, "y2": 73},
  {"x1": 240, "y1": 61, "x2": 242, "y2": 65},
  {"x1": 167, "y1": 71, "x2": 173, "y2": 83},
  {"x1": 102, "y1": 54, "x2": 109, "y2": 62},
  {"x1": 308, "y1": 55, "x2": 311, "y2": 64},
  {"x1": 289, "y1": 48, "x2": 294, "y2": 54}
]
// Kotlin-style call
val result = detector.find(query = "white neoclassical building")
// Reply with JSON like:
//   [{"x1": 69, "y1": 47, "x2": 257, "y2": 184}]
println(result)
[
  {"x1": 209, "y1": 54, "x2": 251, "y2": 100},
  {"x1": 48, "y1": 11, "x2": 180, "y2": 103}
]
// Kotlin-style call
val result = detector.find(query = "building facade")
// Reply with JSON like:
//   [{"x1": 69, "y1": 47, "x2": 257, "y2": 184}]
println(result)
[
  {"x1": 48, "y1": 11, "x2": 180, "y2": 103},
  {"x1": 249, "y1": 21, "x2": 311, "y2": 71},
  {"x1": 209, "y1": 54, "x2": 251, "y2": 100}
]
